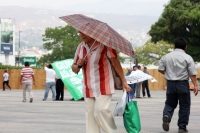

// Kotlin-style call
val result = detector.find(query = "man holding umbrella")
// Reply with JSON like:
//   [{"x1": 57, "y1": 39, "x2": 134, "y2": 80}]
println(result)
[
  {"x1": 72, "y1": 31, "x2": 131, "y2": 133},
  {"x1": 61, "y1": 14, "x2": 132, "y2": 133}
]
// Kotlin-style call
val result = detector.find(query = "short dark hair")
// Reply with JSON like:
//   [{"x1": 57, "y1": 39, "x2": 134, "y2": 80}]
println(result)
[
  {"x1": 4, "y1": 70, "x2": 7, "y2": 72},
  {"x1": 48, "y1": 64, "x2": 53, "y2": 69},
  {"x1": 174, "y1": 37, "x2": 187, "y2": 50},
  {"x1": 25, "y1": 61, "x2": 29, "y2": 66},
  {"x1": 144, "y1": 66, "x2": 147, "y2": 69},
  {"x1": 133, "y1": 66, "x2": 137, "y2": 69}
]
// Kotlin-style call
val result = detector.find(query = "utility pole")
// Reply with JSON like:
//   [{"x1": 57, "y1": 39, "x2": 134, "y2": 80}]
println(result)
[
  {"x1": 135, "y1": 55, "x2": 138, "y2": 67},
  {"x1": 130, "y1": 38, "x2": 133, "y2": 68},
  {"x1": 18, "y1": 30, "x2": 20, "y2": 66}
]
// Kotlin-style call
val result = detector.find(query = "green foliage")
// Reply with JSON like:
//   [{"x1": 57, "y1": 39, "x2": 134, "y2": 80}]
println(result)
[
  {"x1": 117, "y1": 51, "x2": 125, "y2": 63},
  {"x1": 0, "y1": 63, "x2": 41, "y2": 69},
  {"x1": 148, "y1": 0, "x2": 200, "y2": 61},
  {"x1": 135, "y1": 40, "x2": 173, "y2": 66},
  {"x1": 0, "y1": 63, "x2": 22, "y2": 69},
  {"x1": 38, "y1": 25, "x2": 82, "y2": 65},
  {"x1": 38, "y1": 25, "x2": 125, "y2": 64}
]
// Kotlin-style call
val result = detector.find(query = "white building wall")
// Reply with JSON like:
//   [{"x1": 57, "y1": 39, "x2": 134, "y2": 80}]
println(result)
[{"x1": 0, "y1": 55, "x2": 5, "y2": 64}]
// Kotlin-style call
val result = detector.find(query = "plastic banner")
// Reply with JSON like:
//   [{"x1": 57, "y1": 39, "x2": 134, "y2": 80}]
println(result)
[
  {"x1": 125, "y1": 70, "x2": 157, "y2": 84},
  {"x1": 52, "y1": 59, "x2": 83, "y2": 101}
]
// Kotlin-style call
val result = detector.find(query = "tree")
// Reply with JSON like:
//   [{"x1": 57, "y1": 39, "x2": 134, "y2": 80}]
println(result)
[
  {"x1": 148, "y1": 0, "x2": 200, "y2": 61},
  {"x1": 117, "y1": 51, "x2": 125, "y2": 63},
  {"x1": 38, "y1": 25, "x2": 125, "y2": 65},
  {"x1": 38, "y1": 25, "x2": 82, "y2": 64},
  {"x1": 135, "y1": 40, "x2": 173, "y2": 66}
]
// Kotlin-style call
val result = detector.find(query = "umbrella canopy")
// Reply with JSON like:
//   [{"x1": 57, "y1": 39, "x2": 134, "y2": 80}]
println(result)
[{"x1": 59, "y1": 14, "x2": 135, "y2": 58}]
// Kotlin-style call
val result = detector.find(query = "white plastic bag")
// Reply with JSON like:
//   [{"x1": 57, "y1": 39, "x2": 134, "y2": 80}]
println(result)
[{"x1": 113, "y1": 91, "x2": 127, "y2": 117}]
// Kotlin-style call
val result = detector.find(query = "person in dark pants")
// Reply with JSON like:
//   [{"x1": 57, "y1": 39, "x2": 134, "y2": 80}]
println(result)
[
  {"x1": 55, "y1": 74, "x2": 64, "y2": 101},
  {"x1": 125, "y1": 69, "x2": 135, "y2": 99},
  {"x1": 142, "y1": 67, "x2": 151, "y2": 98},
  {"x1": 158, "y1": 37, "x2": 198, "y2": 133},
  {"x1": 3, "y1": 70, "x2": 11, "y2": 91}
]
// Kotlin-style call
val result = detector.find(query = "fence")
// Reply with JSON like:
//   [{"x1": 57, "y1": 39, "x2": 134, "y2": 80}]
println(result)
[
  {"x1": 0, "y1": 69, "x2": 45, "y2": 90},
  {"x1": 1, "y1": 69, "x2": 200, "y2": 90}
]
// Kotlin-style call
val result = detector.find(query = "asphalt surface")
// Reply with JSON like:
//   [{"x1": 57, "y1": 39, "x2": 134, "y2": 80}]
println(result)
[{"x1": 0, "y1": 89, "x2": 199, "y2": 133}]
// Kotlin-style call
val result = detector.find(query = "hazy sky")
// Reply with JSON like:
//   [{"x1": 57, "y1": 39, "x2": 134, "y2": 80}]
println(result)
[{"x1": 0, "y1": 0, "x2": 170, "y2": 16}]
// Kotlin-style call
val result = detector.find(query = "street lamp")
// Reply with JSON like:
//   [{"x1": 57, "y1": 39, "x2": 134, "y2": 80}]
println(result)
[
  {"x1": 18, "y1": 30, "x2": 21, "y2": 66},
  {"x1": 17, "y1": 31, "x2": 38, "y2": 66}
]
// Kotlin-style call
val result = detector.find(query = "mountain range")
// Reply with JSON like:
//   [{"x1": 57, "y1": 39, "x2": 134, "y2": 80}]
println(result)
[{"x1": 0, "y1": 6, "x2": 160, "y2": 49}]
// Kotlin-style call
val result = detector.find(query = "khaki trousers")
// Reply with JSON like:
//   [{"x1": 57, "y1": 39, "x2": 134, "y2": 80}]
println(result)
[
  {"x1": 85, "y1": 94, "x2": 117, "y2": 133},
  {"x1": 22, "y1": 82, "x2": 33, "y2": 100}
]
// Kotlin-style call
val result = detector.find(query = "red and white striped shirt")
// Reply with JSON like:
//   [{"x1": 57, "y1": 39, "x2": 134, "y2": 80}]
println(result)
[
  {"x1": 74, "y1": 42, "x2": 117, "y2": 98},
  {"x1": 21, "y1": 67, "x2": 34, "y2": 83}
]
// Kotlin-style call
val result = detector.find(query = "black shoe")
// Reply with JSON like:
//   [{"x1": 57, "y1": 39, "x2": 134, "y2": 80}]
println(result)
[
  {"x1": 2, "y1": 89, "x2": 5, "y2": 91},
  {"x1": 42, "y1": 99, "x2": 46, "y2": 101},
  {"x1": 22, "y1": 100, "x2": 26, "y2": 102},
  {"x1": 162, "y1": 115, "x2": 169, "y2": 131},
  {"x1": 59, "y1": 99, "x2": 63, "y2": 101},
  {"x1": 30, "y1": 98, "x2": 33, "y2": 103},
  {"x1": 70, "y1": 98, "x2": 74, "y2": 101},
  {"x1": 70, "y1": 97, "x2": 84, "y2": 101},
  {"x1": 80, "y1": 97, "x2": 84, "y2": 100},
  {"x1": 55, "y1": 99, "x2": 60, "y2": 101},
  {"x1": 178, "y1": 129, "x2": 188, "y2": 133},
  {"x1": 136, "y1": 97, "x2": 142, "y2": 98}
]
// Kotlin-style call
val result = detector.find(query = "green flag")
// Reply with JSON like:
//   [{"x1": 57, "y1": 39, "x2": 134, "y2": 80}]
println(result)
[{"x1": 52, "y1": 59, "x2": 83, "y2": 101}]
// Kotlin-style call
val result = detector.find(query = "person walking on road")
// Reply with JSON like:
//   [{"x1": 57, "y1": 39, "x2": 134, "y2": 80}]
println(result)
[
  {"x1": 43, "y1": 63, "x2": 56, "y2": 101},
  {"x1": 55, "y1": 74, "x2": 64, "y2": 101},
  {"x1": 158, "y1": 37, "x2": 198, "y2": 133},
  {"x1": 72, "y1": 31, "x2": 131, "y2": 133},
  {"x1": 2, "y1": 70, "x2": 11, "y2": 91},
  {"x1": 135, "y1": 65, "x2": 142, "y2": 98},
  {"x1": 20, "y1": 62, "x2": 35, "y2": 103},
  {"x1": 142, "y1": 67, "x2": 151, "y2": 98},
  {"x1": 129, "y1": 66, "x2": 138, "y2": 99},
  {"x1": 125, "y1": 69, "x2": 135, "y2": 99}
]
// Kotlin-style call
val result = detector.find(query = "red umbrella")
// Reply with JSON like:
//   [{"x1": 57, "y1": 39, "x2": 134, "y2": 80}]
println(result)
[{"x1": 60, "y1": 14, "x2": 135, "y2": 58}]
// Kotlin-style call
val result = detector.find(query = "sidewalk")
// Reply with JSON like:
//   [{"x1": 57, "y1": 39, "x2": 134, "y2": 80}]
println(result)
[{"x1": 0, "y1": 90, "x2": 199, "y2": 133}]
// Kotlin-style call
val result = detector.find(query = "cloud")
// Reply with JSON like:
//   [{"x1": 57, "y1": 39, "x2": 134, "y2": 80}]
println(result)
[
  {"x1": 0, "y1": 0, "x2": 169, "y2": 6},
  {"x1": 0, "y1": 0, "x2": 169, "y2": 16},
  {"x1": 0, "y1": 0, "x2": 102, "y2": 6}
]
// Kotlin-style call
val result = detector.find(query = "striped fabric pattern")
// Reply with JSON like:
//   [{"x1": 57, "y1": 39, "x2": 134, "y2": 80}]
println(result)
[
  {"x1": 74, "y1": 42, "x2": 116, "y2": 98},
  {"x1": 21, "y1": 67, "x2": 34, "y2": 83},
  {"x1": 60, "y1": 14, "x2": 135, "y2": 58}
]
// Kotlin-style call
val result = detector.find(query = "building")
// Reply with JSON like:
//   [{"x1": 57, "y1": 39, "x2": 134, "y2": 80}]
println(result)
[{"x1": 15, "y1": 47, "x2": 47, "y2": 66}]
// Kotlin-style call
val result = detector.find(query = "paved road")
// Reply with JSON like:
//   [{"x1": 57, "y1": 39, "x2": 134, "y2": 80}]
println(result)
[{"x1": 0, "y1": 90, "x2": 199, "y2": 133}]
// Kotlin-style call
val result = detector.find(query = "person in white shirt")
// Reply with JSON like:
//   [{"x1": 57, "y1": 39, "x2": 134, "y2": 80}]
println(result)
[
  {"x1": 2, "y1": 70, "x2": 11, "y2": 91},
  {"x1": 43, "y1": 63, "x2": 56, "y2": 101}
]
